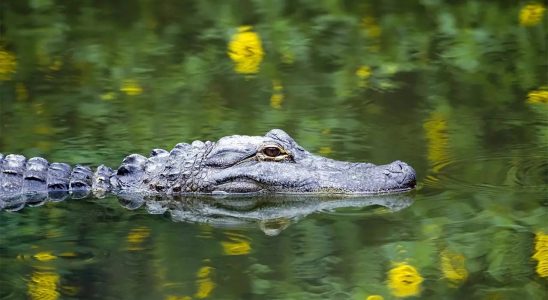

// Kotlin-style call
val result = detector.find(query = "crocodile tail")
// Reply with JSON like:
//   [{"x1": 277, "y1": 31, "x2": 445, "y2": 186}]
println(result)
[{"x1": 0, "y1": 153, "x2": 98, "y2": 210}]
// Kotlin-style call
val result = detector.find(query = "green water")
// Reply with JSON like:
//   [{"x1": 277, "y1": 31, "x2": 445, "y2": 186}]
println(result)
[{"x1": 1, "y1": 1, "x2": 547, "y2": 299}]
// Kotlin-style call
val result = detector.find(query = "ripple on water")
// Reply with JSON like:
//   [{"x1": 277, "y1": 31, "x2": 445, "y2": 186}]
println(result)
[
  {"x1": 0, "y1": 279, "x2": 17, "y2": 299},
  {"x1": 423, "y1": 154, "x2": 548, "y2": 192}
]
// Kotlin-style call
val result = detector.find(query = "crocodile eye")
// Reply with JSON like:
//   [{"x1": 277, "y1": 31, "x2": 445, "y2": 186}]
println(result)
[{"x1": 263, "y1": 147, "x2": 282, "y2": 157}]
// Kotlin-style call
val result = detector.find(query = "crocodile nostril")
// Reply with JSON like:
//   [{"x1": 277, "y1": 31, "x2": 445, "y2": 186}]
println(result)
[
  {"x1": 386, "y1": 162, "x2": 404, "y2": 173},
  {"x1": 395, "y1": 160, "x2": 406, "y2": 170}
]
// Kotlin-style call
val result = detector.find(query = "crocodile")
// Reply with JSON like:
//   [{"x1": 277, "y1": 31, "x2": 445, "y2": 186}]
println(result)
[{"x1": 0, "y1": 129, "x2": 416, "y2": 208}]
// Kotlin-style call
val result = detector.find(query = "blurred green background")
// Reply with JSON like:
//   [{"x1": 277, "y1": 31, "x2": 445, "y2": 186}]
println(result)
[{"x1": 0, "y1": 1, "x2": 547, "y2": 299}]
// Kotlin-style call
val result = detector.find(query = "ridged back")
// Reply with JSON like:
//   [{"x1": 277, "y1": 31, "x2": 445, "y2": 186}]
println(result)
[
  {"x1": 112, "y1": 140, "x2": 215, "y2": 194},
  {"x1": 0, "y1": 153, "x2": 93, "y2": 210}
]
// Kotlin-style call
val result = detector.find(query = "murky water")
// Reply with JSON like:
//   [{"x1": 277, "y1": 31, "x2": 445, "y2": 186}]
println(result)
[{"x1": 1, "y1": 1, "x2": 547, "y2": 299}]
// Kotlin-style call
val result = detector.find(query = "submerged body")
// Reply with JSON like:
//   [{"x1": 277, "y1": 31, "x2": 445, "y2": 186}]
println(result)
[{"x1": 0, "y1": 129, "x2": 416, "y2": 202}]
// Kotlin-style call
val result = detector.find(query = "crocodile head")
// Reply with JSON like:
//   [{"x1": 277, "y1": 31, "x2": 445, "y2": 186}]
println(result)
[{"x1": 204, "y1": 129, "x2": 416, "y2": 194}]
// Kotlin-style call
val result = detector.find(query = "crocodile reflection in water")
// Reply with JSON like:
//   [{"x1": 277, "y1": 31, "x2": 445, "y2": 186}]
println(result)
[
  {"x1": 137, "y1": 194, "x2": 414, "y2": 235},
  {"x1": 125, "y1": 194, "x2": 414, "y2": 235},
  {"x1": 1, "y1": 193, "x2": 413, "y2": 235}
]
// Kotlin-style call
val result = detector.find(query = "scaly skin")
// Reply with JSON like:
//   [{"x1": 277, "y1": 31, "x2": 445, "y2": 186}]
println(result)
[{"x1": 0, "y1": 129, "x2": 416, "y2": 206}]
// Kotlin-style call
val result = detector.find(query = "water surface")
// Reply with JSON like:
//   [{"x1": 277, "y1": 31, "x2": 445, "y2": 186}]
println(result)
[{"x1": 1, "y1": 1, "x2": 547, "y2": 299}]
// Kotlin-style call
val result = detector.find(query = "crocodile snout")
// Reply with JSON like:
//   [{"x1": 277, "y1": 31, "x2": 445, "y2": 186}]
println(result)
[{"x1": 384, "y1": 161, "x2": 416, "y2": 187}]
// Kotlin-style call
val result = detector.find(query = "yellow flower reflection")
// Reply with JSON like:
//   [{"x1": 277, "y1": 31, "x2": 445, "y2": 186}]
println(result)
[
  {"x1": 532, "y1": 231, "x2": 548, "y2": 277},
  {"x1": 270, "y1": 93, "x2": 284, "y2": 109},
  {"x1": 120, "y1": 79, "x2": 143, "y2": 96},
  {"x1": 361, "y1": 17, "x2": 382, "y2": 39},
  {"x1": 366, "y1": 295, "x2": 384, "y2": 300},
  {"x1": 101, "y1": 92, "x2": 116, "y2": 101},
  {"x1": 423, "y1": 112, "x2": 449, "y2": 169},
  {"x1": 387, "y1": 262, "x2": 424, "y2": 298},
  {"x1": 34, "y1": 252, "x2": 57, "y2": 262},
  {"x1": 166, "y1": 296, "x2": 192, "y2": 300},
  {"x1": 440, "y1": 250, "x2": 468, "y2": 284},
  {"x1": 126, "y1": 226, "x2": 151, "y2": 251},
  {"x1": 28, "y1": 271, "x2": 60, "y2": 300},
  {"x1": 0, "y1": 47, "x2": 17, "y2": 81},
  {"x1": 356, "y1": 65, "x2": 372, "y2": 88},
  {"x1": 356, "y1": 66, "x2": 372, "y2": 79},
  {"x1": 270, "y1": 80, "x2": 284, "y2": 109},
  {"x1": 195, "y1": 265, "x2": 215, "y2": 299},
  {"x1": 361, "y1": 17, "x2": 381, "y2": 52},
  {"x1": 319, "y1": 146, "x2": 333, "y2": 156},
  {"x1": 519, "y1": 3, "x2": 546, "y2": 26},
  {"x1": 527, "y1": 88, "x2": 548, "y2": 104},
  {"x1": 228, "y1": 26, "x2": 264, "y2": 74},
  {"x1": 221, "y1": 233, "x2": 251, "y2": 256}
]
